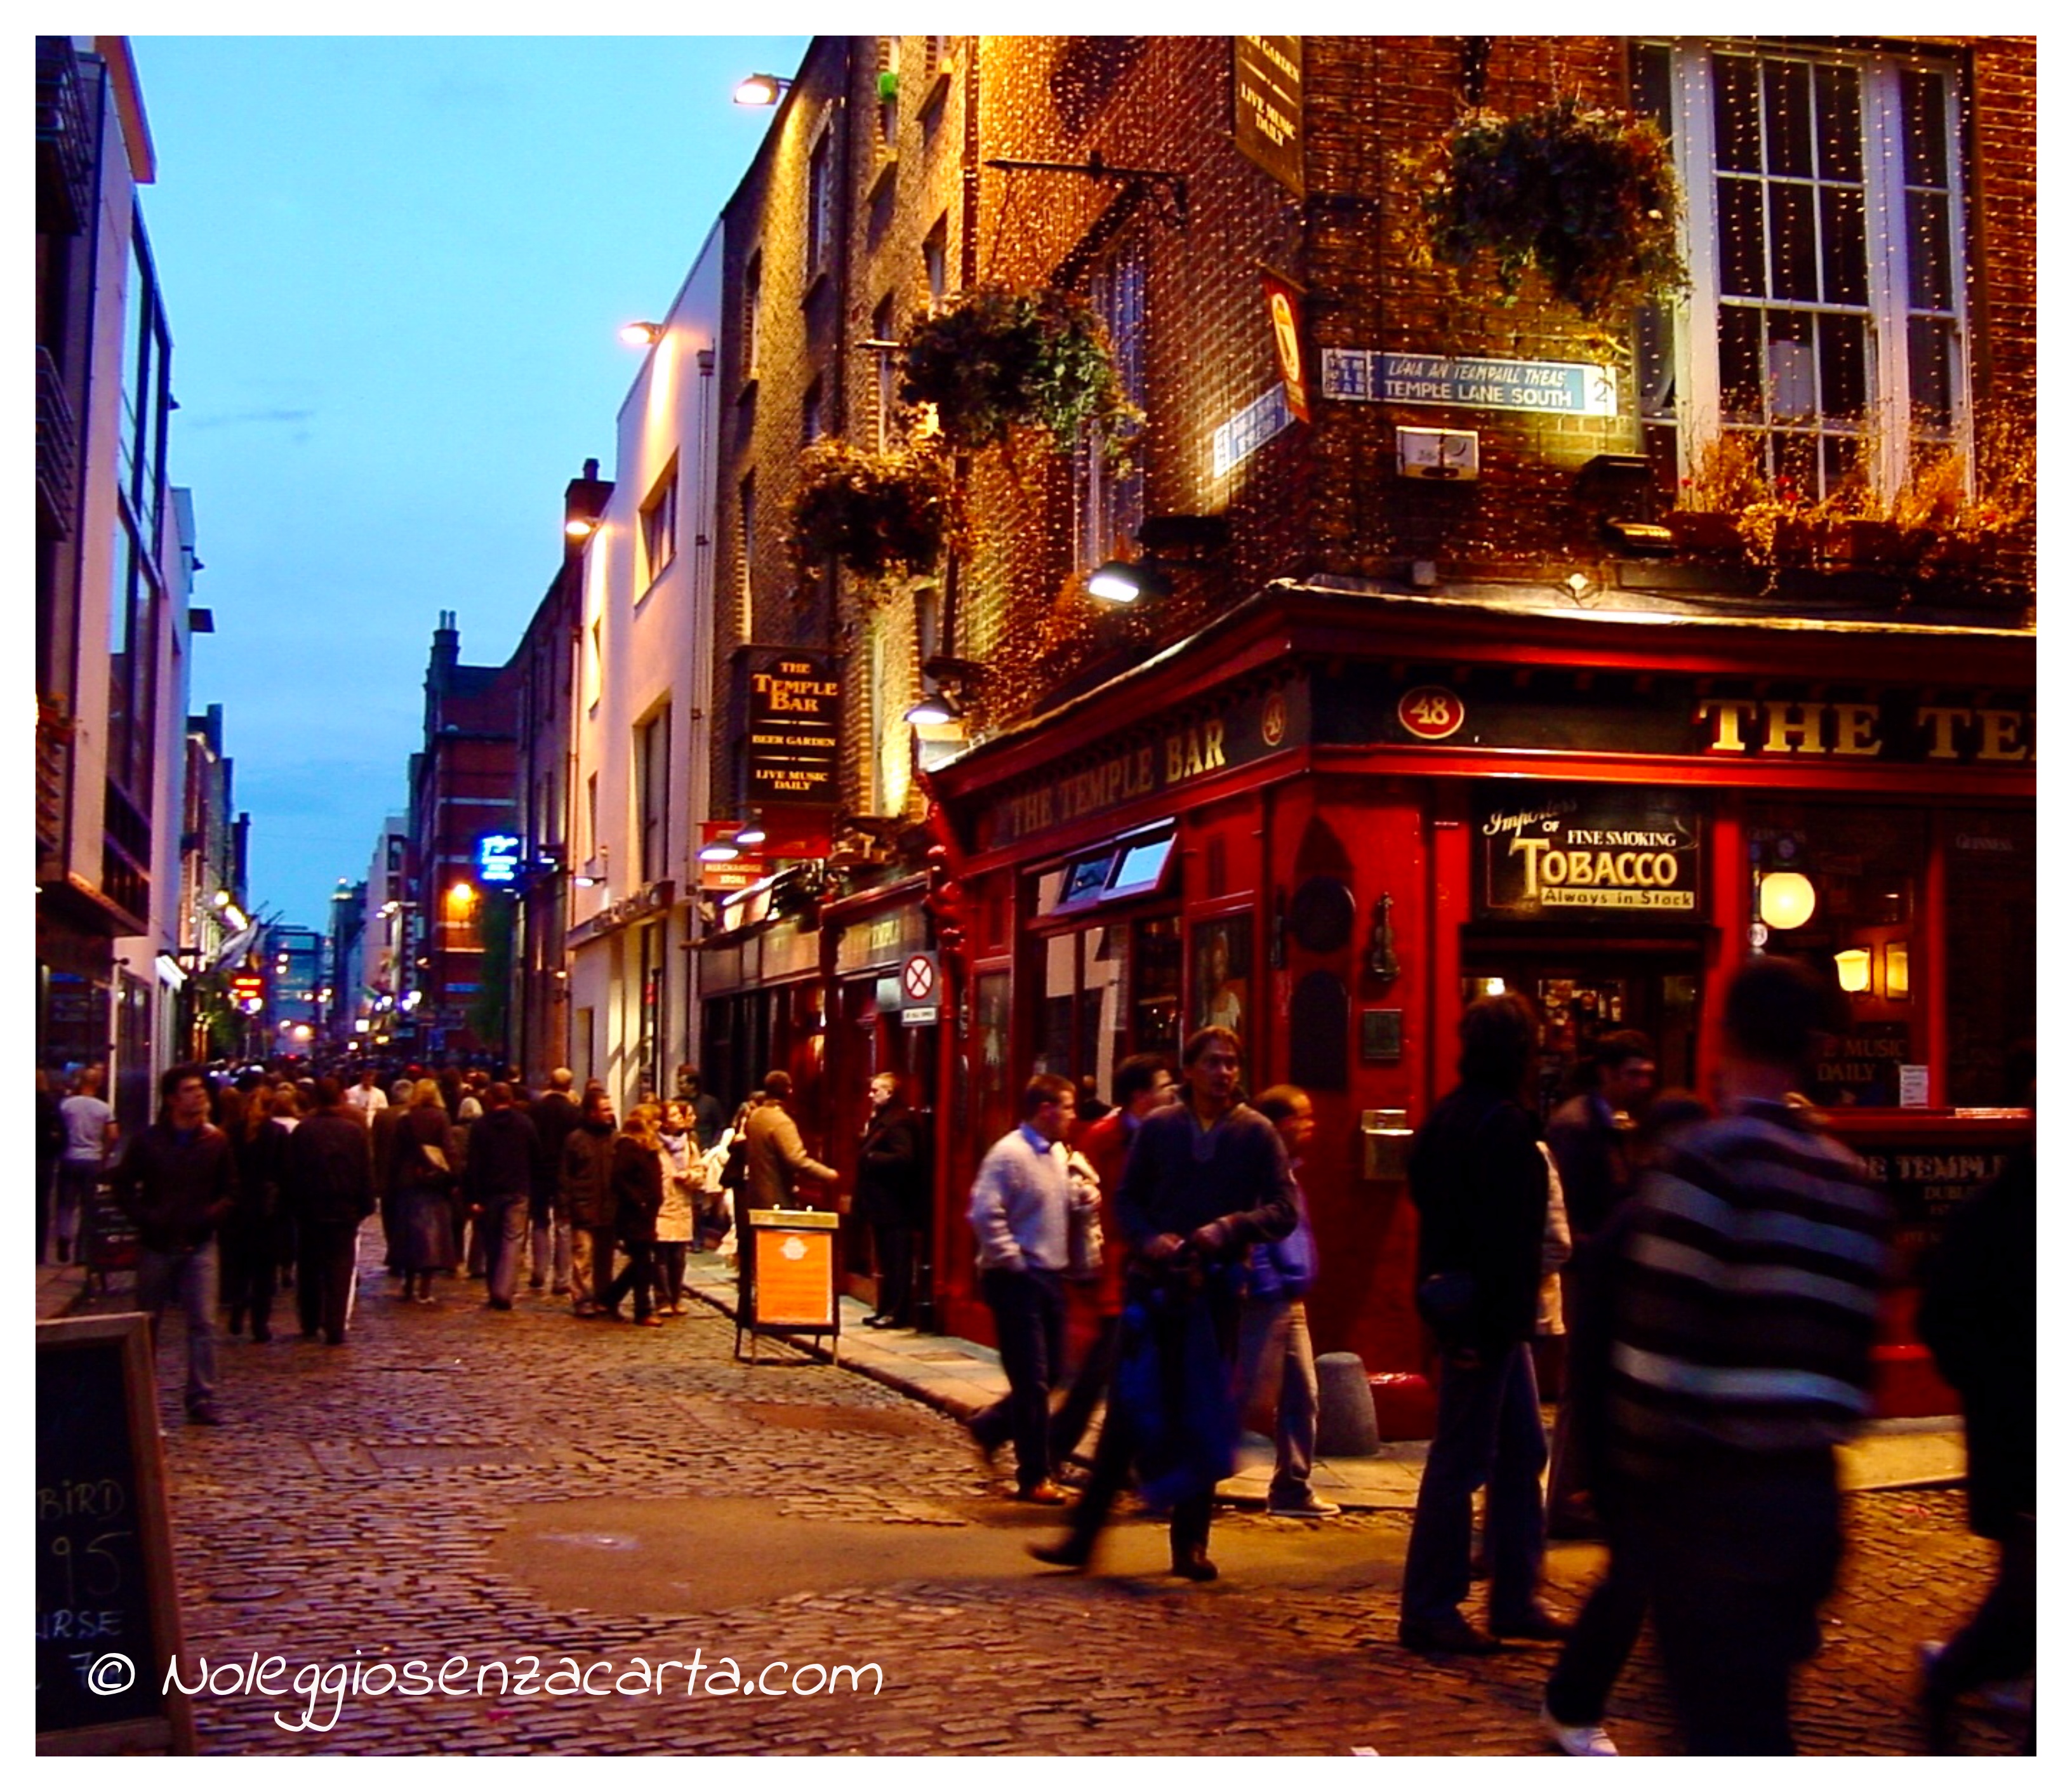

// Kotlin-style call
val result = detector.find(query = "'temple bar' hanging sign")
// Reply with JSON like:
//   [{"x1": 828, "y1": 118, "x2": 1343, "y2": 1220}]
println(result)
[{"x1": 1320, "y1": 348, "x2": 1619, "y2": 418}]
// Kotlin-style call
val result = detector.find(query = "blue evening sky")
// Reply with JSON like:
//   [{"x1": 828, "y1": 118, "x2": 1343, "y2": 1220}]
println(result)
[{"x1": 131, "y1": 36, "x2": 812, "y2": 927}]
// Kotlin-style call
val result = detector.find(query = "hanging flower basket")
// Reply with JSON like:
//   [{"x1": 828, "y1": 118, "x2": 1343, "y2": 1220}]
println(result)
[
  {"x1": 897, "y1": 282, "x2": 1141, "y2": 460},
  {"x1": 787, "y1": 439, "x2": 960, "y2": 585},
  {"x1": 1416, "y1": 98, "x2": 1687, "y2": 319}
]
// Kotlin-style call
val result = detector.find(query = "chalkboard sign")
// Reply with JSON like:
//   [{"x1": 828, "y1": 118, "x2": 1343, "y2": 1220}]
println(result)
[
  {"x1": 83, "y1": 1174, "x2": 138, "y2": 1276},
  {"x1": 36, "y1": 1315, "x2": 193, "y2": 1754}
]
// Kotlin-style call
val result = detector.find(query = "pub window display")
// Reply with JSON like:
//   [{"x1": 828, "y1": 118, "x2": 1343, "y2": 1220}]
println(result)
[
  {"x1": 1748, "y1": 802, "x2": 1923, "y2": 1105},
  {"x1": 1191, "y1": 917, "x2": 1252, "y2": 1040}
]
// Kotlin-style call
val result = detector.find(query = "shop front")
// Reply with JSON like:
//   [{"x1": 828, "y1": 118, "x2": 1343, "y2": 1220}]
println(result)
[{"x1": 924, "y1": 583, "x2": 2034, "y2": 1404}]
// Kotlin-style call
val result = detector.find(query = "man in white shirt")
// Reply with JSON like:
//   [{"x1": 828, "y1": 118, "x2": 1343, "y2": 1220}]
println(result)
[
  {"x1": 966, "y1": 1073, "x2": 1082, "y2": 1504},
  {"x1": 344, "y1": 1068, "x2": 390, "y2": 1123},
  {"x1": 56, "y1": 1064, "x2": 116, "y2": 1264}
]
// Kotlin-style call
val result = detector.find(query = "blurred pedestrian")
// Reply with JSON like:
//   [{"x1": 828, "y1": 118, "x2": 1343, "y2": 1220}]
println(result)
[
  {"x1": 391, "y1": 1079, "x2": 459, "y2": 1305},
  {"x1": 1606, "y1": 956, "x2": 1892, "y2": 1753},
  {"x1": 1032, "y1": 1028, "x2": 1296, "y2": 1581},
  {"x1": 463, "y1": 1081, "x2": 541, "y2": 1311},
  {"x1": 225, "y1": 1083, "x2": 299, "y2": 1342},
  {"x1": 1238, "y1": 1085, "x2": 1340, "y2": 1519},
  {"x1": 966, "y1": 1074, "x2": 1084, "y2": 1503},
  {"x1": 1544, "y1": 1030, "x2": 1656, "y2": 1537},
  {"x1": 675, "y1": 1065, "x2": 726, "y2": 1152},
  {"x1": 601, "y1": 1102, "x2": 665, "y2": 1326},
  {"x1": 112, "y1": 1065, "x2": 237, "y2": 1424},
  {"x1": 857, "y1": 1072, "x2": 927, "y2": 1329},
  {"x1": 562, "y1": 1085, "x2": 618, "y2": 1317},
  {"x1": 1049, "y1": 1054, "x2": 1174, "y2": 1467},
  {"x1": 1917, "y1": 1143, "x2": 2035, "y2": 1751},
  {"x1": 345, "y1": 1066, "x2": 388, "y2": 1122},
  {"x1": 55, "y1": 1063, "x2": 117, "y2": 1266},
  {"x1": 740, "y1": 1070, "x2": 837, "y2": 1303},
  {"x1": 1539, "y1": 1089, "x2": 1710, "y2": 1756},
  {"x1": 1398, "y1": 993, "x2": 1565, "y2": 1654},
  {"x1": 529, "y1": 1068, "x2": 581, "y2": 1294},
  {"x1": 285, "y1": 1077, "x2": 376, "y2": 1344},
  {"x1": 653, "y1": 1099, "x2": 700, "y2": 1315}
]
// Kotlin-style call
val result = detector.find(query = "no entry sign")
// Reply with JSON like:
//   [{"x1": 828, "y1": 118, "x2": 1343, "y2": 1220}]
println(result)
[{"x1": 900, "y1": 952, "x2": 940, "y2": 1026}]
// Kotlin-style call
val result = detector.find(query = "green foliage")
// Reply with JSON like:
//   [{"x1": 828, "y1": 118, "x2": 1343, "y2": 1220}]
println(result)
[
  {"x1": 1418, "y1": 99, "x2": 1687, "y2": 319},
  {"x1": 787, "y1": 439, "x2": 961, "y2": 584},
  {"x1": 897, "y1": 283, "x2": 1141, "y2": 459}
]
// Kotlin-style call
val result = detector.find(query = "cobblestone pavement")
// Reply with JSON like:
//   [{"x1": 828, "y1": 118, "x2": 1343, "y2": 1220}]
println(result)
[{"x1": 98, "y1": 1233, "x2": 2024, "y2": 1756}]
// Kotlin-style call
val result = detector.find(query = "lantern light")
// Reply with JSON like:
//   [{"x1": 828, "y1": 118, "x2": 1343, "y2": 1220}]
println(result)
[{"x1": 1758, "y1": 870, "x2": 1817, "y2": 931}]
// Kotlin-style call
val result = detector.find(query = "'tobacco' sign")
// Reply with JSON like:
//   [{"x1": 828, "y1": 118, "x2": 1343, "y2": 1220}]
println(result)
[{"x1": 1475, "y1": 786, "x2": 1703, "y2": 922}]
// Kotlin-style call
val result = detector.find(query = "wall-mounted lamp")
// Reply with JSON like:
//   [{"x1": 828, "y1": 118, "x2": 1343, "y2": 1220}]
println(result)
[
  {"x1": 732, "y1": 809, "x2": 767, "y2": 847},
  {"x1": 1758, "y1": 870, "x2": 1817, "y2": 931},
  {"x1": 1834, "y1": 947, "x2": 1873, "y2": 993},
  {"x1": 903, "y1": 687, "x2": 964, "y2": 726},
  {"x1": 619, "y1": 321, "x2": 665, "y2": 348},
  {"x1": 565, "y1": 516, "x2": 597, "y2": 542},
  {"x1": 733, "y1": 72, "x2": 794, "y2": 107},
  {"x1": 1087, "y1": 558, "x2": 1171, "y2": 604},
  {"x1": 697, "y1": 837, "x2": 741, "y2": 864},
  {"x1": 1883, "y1": 940, "x2": 1909, "y2": 1000}
]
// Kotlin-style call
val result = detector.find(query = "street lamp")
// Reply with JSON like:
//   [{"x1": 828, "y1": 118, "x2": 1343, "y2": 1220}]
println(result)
[{"x1": 733, "y1": 72, "x2": 793, "y2": 107}]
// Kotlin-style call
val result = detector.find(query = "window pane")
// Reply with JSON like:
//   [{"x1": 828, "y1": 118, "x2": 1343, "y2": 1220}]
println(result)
[
  {"x1": 1814, "y1": 63, "x2": 1863, "y2": 182},
  {"x1": 1765, "y1": 310, "x2": 1816, "y2": 421},
  {"x1": 1900, "y1": 70, "x2": 1949, "y2": 188},
  {"x1": 1713, "y1": 54, "x2": 1762, "y2": 173},
  {"x1": 1719, "y1": 306, "x2": 1764, "y2": 421},
  {"x1": 1816, "y1": 313, "x2": 1868, "y2": 420},
  {"x1": 1908, "y1": 317, "x2": 1956, "y2": 432},
  {"x1": 1762, "y1": 58, "x2": 1814, "y2": 177},
  {"x1": 1819, "y1": 185, "x2": 1868, "y2": 306},
  {"x1": 1768, "y1": 180, "x2": 1818, "y2": 302},
  {"x1": 1717, "y1": 176, "x2": 1765, "y2": 296},
  {"x1": 1633, "y1": 42, "x2": 1673, "y2": 133},
  {"x1": 1906, "y1": 190, "x2": 1953, "y2": 310},
  {"x1": 1941, "y1": 811, "x2": 2035, "y2": 1107}
]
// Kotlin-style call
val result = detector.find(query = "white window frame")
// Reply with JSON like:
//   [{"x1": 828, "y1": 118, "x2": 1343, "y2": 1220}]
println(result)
[
  {"x1": 807, "y1": 117, "x2": 839, "y2": 277},
  {"x1": 639, "y1": 459, "x2": 677, "y2": 588},
  {"x1": 1648, "y1": 39, "x2": 1971, "y2": 504}
]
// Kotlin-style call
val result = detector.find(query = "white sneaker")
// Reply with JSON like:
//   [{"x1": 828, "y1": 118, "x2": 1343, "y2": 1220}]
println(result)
[
  {"x1": 1267, "y1": 1491, "x2": 1343, "y2": 1517},
  {"x1": 1541, "y1": 1702, "x2": 1618, "y2": 1756}
]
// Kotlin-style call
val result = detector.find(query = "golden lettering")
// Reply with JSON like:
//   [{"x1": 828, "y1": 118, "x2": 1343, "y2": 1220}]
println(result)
[
  {"x1": 1763, "y1": 701, "x2": 1824, "y2": 754},
  {"x1": 1696, "y1": 698, "x2": 1761, "y2": 751},
  {"x1": 1977, "y1": 709, "x2": 2028, "y2": 761},
  {"x1": 1916, "y1": 706, "x2": 1969, "y2": 760},
  {"x1": 1831, "y1": 701, "x2": 1883, "y2": 757}
]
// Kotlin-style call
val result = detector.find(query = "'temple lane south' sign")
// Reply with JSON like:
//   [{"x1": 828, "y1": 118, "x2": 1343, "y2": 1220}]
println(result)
[{"x1": 1320, "y1": 348, "x2": 1619, "y2": 418}]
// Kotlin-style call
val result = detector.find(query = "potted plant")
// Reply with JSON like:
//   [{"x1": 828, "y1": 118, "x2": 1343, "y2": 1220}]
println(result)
[
  {"x1": 1414, "y1": 97, "x2": 1687, "y2": 320},
  {"x1": 787, "y1": 439, "x2": 962, "y2": 585},
  {"x1": 897, "y1": 282, "x2": 1141, "y2": 460}
]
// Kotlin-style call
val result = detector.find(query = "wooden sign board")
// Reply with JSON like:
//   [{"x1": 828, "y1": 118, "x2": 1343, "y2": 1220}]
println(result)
[
  {"x1": 37, "y1": 1314, "x2": 194, "y2": 1754},
  {"x1": 736, "y1": 1209, "x2": 841, "y2": 1360}
]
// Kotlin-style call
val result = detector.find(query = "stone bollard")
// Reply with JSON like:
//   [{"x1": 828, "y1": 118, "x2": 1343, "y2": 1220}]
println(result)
[{"x1": 1315, "y1": 1350, "x2": 1381, "y2": 1458}]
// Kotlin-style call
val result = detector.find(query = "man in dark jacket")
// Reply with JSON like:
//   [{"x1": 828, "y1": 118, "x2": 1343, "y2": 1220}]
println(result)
[
  {"x1": 1398, "y1": 993, "x2": 1563, "y2": 1654},
  {"x1": 285, "y1": 1077, "x2": 376, "y2": 1344},
  {"x1": 857, "y1": 1072, "x2": 927, "y2": 1329},
  {"x1": 112, "y1": 1064, "x2": 239, "y2": 1423},
  {"x1": 1917, "y1": 1145, "x2": 2035, "y2": 1751},
  {"x1": 529, "y1": 1068, "x2": 582, "y2": 1294},
  {"x1": 561, "y1": 1087, "x2": 618, "y2": 1317},
  {"x1": 465, "y1": 1081, "x2": 543, "y2": 1311},
  {"x1": 1032, "y1": 1027, "x2": 1296, "y2": 1581}
]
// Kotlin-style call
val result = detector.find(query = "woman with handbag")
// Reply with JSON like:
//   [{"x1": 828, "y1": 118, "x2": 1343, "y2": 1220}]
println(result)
[
  {"x1": 392, "y1": 1079, "x2": 459, "y2": 1305},
  {"x1": 601, "y1": 1103, "x2": 667, "y2": 1326}
]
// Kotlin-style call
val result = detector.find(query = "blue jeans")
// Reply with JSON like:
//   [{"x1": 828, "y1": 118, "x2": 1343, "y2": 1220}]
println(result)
[
  {"x1": 1401, "y1": 1339, "x2": 1548, "y2": 1628},
  {"x1": 135, "y1": 1239, "x2": 221, "y2": 1412}
]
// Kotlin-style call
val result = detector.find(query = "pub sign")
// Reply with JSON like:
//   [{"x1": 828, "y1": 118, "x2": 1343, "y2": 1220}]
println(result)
[
  {"x1": 1475, "y1": 785, "x2": 1703, "y2": 922},
  {"x1": 745, "y1": 651, "x2": 840, "y2": 806}
]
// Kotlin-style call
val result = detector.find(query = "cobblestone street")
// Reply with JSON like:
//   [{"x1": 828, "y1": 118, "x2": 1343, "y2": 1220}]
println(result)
[{"x1": 79, "y1": 1237, "x2": 2022, "y2": 1756}]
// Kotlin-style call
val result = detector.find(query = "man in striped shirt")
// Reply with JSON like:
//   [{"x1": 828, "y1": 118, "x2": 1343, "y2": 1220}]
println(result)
[{"x1": 1607, "y1": 955, "x2": 1893, "y2": 1755}]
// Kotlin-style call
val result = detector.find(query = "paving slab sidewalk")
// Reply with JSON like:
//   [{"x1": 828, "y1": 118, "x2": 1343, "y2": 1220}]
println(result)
[{"x1": 679, "y1": 1259, "x2": 1963, "y2": 1507}]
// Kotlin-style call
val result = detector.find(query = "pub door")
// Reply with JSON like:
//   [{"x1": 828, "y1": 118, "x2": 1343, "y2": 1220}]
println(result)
[{"x1": 1459, "y1": 937, "x2": 1702, "y2": 1118}]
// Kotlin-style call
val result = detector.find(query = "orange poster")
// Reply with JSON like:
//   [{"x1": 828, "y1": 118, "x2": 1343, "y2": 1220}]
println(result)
[{"x1": 753, "y1": 1222, "x2": 837, "y2": 1329}]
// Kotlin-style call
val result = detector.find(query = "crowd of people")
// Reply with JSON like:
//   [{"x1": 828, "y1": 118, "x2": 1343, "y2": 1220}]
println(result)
[
  {"x1": 955, "y1": 957, "x2": 2030, "y2": 1756},
  {"x1": 37, "y1": 954, "x2": 2031, "y2": 1755}
]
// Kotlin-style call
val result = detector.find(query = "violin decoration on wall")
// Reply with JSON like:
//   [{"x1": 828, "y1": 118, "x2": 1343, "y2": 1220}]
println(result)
[{"x1": 1367, "y1": 891, "x2": 1400, "y2": 986}]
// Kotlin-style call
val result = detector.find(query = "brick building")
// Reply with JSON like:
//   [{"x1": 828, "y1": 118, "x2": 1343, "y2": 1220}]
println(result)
[
  {"x1": 694, "y1": 36, "x2": 2032, "y2": 1384},
  {"x1": 406, "y1": 613, "x2": 522, "y2": 1061}
]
